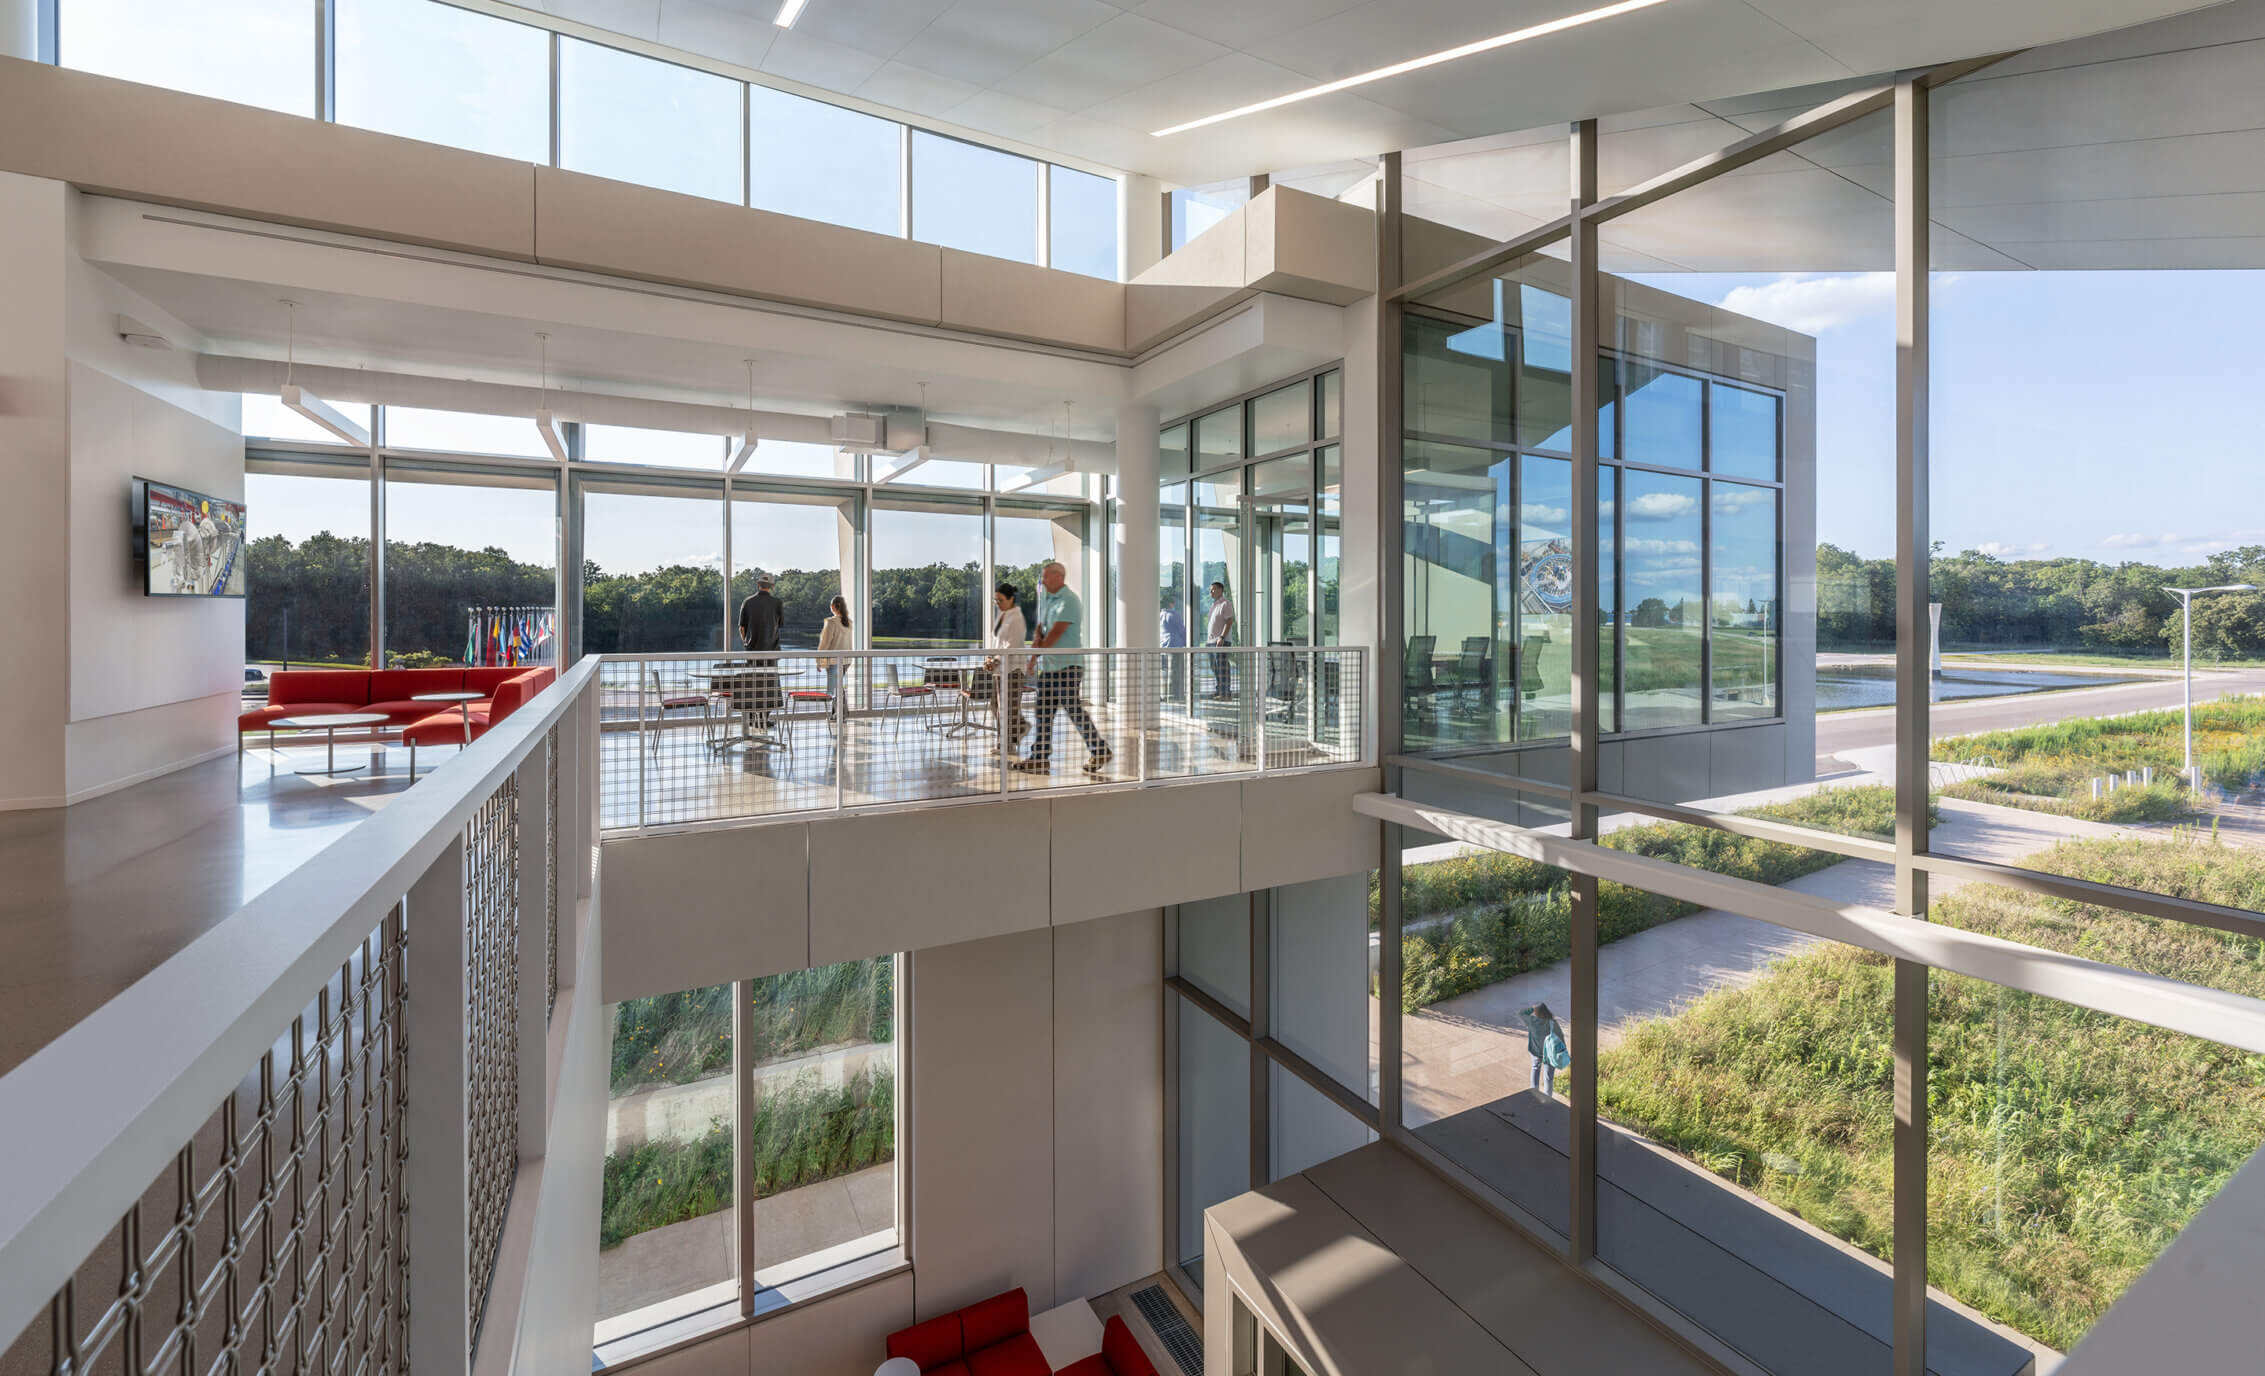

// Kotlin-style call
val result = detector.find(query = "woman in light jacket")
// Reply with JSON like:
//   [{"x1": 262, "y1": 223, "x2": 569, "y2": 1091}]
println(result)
[{"x1": 818, "y1": 595, "x2": 852, "y2": 700}]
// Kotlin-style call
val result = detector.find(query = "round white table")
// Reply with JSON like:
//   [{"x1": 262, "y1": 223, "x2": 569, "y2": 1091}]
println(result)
[
  {"x1": 269, "y1": 712, "x2": 390, "y2": 776},
  {"x1": 413, "y1": 690, "x2": 486, "y2": 744},
  {"x1": 874, "y1": 1359, "x2": 920, "y2": 1376}
]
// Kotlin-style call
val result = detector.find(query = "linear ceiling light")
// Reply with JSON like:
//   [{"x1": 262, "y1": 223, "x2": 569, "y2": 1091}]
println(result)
[
  {"x1": 1150, "y1": 0, "x2": 1674, "y2": 137},
  {"x1": 772, "y1": 0, "x2": 811, "y2": 28}
]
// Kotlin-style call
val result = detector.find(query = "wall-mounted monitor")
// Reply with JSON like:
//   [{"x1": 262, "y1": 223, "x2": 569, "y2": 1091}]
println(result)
[{"x1": 135, "y1": 478, "x2": 247, "y2": 598}]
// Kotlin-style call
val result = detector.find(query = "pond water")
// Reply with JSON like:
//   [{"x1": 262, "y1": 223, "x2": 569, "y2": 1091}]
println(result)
[{"x1": 1815, "y1": 663, "x2": 2142, "y2": 711}]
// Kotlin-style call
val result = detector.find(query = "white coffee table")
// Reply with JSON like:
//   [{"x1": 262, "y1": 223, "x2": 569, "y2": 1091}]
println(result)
[
  {"x1": 413, "y1": 690, "x2": 486, "y2": 744},
  {"x1": 1029, "y1": 1298, "x2": 1103, "y2": 1369},
  {"x1": 269, "y1": 712, "x2": 390, "y2": 776}
]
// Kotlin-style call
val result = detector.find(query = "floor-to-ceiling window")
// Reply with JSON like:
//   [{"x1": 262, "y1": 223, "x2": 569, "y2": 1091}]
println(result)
[
  {"x1": 870, "y1": 500, "x2": 985, "y2": 650},
  {"x1": 579, "y1": 480, "x2": 726, "y2": 654},
  {"x1": 383, "y1": 461, "x2": 557, "y2": 666},
  {"x1": 243, "y1": 456, "x2": 373, "y2": 671},
  {"x1": 729, "y1": 488, "x2": 859, "y2": 652}
]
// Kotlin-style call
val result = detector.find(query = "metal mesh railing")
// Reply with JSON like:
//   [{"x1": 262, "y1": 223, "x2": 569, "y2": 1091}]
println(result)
[
  {"x1": 546, "y1": 724, "x2": 560, "y2": 1022},
  {"x1": 596, "y1": 646, "x2": 1369, "y2": 830},
  {"x1": 464, "y1": 775, "x2": 519, "y2": 1359},
  {"x1": 3, "y1": 910, "x2": 409, "y2": 1376}
]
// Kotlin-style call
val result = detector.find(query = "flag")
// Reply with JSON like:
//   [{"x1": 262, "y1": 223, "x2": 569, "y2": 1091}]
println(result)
[
  {"x1": 488, "y1": 614, "x2": 502, "y2": 667},
  {"x1": 464, "y1": 618, "x2": 478, "y2": 666}
]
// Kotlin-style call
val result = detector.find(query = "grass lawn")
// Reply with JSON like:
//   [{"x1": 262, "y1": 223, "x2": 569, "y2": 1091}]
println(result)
[
  {"x1": 1944, "y1": 651, "x2": 2265, "y2": 670},
  {"x1": 1393, "y1": 786, "x2": 1919, "y2": 1009},
  {"x1": 1931, "y1": 697, "x2": 2265, "y2": 821},
  {"x1": 1593, "y1": 835, "x2": 2265, "y2": 1352}
]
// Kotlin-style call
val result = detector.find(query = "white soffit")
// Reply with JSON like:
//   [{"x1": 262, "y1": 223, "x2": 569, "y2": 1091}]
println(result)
[{"x1": 514, "y1": 0, "x2": 2220, "y2": 183}]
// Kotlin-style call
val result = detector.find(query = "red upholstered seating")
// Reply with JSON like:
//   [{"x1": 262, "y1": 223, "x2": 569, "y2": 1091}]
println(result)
[
  {"x1": 242, "y1": 665, "x2": 557, "y2": 768},
  {"x1": 887, "y1": 1289, "x2": 1048, "y2": 1376},
  {"x1": 1052, "y1": 1317, "x2": 1158, "y2": 1376}
]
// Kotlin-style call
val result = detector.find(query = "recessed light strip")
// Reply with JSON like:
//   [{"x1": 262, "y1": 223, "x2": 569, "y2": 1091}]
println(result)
[
  {"x1": 1150, "y1": 0, "x2": 1675, "y2": 138},
  {"x1": 773, "y1": 0, "x2": 811, "y2": 28}
]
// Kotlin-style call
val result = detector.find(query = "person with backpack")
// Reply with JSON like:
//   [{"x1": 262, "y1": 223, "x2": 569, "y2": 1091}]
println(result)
[{"x1": 1522, "y1": 1001, "x2": 1569, "y2": 1099}]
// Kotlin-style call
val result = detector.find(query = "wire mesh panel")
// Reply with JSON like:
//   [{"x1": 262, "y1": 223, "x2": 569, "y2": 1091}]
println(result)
[
  {"x1": 464, "y1": 776, "x2": 519, "y2": 1361},
  {"x1": 5, "y1": 910, "x2": 409, "y2": 1376},
  {"x1": 1263, "y1": 648, "x2": 1367, "y2": 771},
  {"x1": 546, "y1": 723, "x2": 560, "y2": 1022}
]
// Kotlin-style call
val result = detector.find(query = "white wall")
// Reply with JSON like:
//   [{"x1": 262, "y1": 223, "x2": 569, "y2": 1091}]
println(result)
[
  {"x1": 904, "y1": 910, "x2": 1164, "y2": 1320},
  {"x1": 0, "y1": 171, "x2": 72, "y2": 808}
]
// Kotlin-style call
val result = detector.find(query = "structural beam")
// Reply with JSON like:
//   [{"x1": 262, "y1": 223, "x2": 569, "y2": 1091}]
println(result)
[{"x1": 1566, "y1": 116, "x2": 1603, "y2": 1265}]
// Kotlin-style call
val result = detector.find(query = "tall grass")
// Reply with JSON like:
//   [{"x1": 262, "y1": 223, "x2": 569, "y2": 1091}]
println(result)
[
  {"x1": 1592, "y1": 835, "x2": 2265, "y2": 1351},
  {"x1": 611, "y1": 958, "x2": 894, "y2": 1093},
  {"x1": 1932, "y1": 696, "x2": 2265, "y2": 803},
  {"x1": 1394, "y1": 787, "x2": 1920, "y2": 1009}
]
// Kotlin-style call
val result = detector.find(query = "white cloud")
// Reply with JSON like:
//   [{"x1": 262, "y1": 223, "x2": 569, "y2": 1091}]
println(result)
[
  {"x1": 1520, "y1": 503, "x2": 1568, "y2": 526},
  {"x1": 1625, "y1": 538, "x2": 1700, "y2": 557},
  {"x1": 1627, "y1": 491, "x2": 1698, "y2": 521},
  {"x1": 1716, "y1": 273, "x2": 1894, "y2": 335},
  {"x1": 1712, "y1": 486, "x2": 1773, "y2": 513},
  {"x1": 2101, "y1": 532, "x2": 2175, "y2": 549},
  {"x1": 1973, "y1": 541, "x2": 2048, "y2": 558}
]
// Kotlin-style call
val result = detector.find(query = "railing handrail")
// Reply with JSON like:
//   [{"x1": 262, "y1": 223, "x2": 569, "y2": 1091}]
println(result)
[
  {"x1": 0, "y1": 657, "x2": 600, "y2": 1351},
  {"x1": 592, "y1": 645, "x2": 1371, "y2": 659}
]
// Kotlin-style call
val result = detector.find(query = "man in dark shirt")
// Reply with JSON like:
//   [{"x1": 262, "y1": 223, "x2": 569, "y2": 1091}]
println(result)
[{"x1": 737, "y1": 576, "x2": 784, "y2": 652}]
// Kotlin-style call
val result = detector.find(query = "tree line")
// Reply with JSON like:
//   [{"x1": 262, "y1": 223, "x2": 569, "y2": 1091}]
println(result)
[
  {"x1": 1817, "y1": 542, "x2": 2265, "y2": 658},
  {"x1": 245, "y1": 532, "x2": 1063, "y2": 664}
]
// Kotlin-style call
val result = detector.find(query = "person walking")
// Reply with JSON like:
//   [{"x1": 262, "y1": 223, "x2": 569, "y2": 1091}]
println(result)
[
  {"x1": 817, "y1": 594, "x2": 852, "y2": 700},
  {"x1": 984, "y1": 581, "x2": 1031, "y2": 745},
  {"x1": 1205, "y1": 581, "x2": 1237, "y2": 699},
  {"x1": 1014, "y1": 561, "x2": 1111, "y2": 775},
  {"x1": 1521, "y1": 1002, "x2": 1568, "y2": 1099},
  {"x1": 737, "y1": 575, "x2": 784, "y2": 653}
]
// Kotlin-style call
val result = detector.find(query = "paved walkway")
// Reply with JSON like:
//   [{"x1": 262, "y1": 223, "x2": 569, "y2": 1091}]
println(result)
[
  {"x1": 598, "y1": 1162, "x2": 895, "y2": 1320},
  {"x1": 1388, "y1": 797, "x2": 2125, "y2": 1127},
  {"x1": 1816, "y1": 664, "x2": 2265, "y2": 758}
]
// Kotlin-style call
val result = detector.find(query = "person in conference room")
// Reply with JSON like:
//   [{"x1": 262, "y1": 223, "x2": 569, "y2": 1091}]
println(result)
[{"x1": 737, "y1": 575, "x2": 784, "y2": 655}]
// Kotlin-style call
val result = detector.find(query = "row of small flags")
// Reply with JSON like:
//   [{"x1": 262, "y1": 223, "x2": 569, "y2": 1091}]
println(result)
[{"x1": 463, "y1": 608, "x2": 556, "y2": 667}]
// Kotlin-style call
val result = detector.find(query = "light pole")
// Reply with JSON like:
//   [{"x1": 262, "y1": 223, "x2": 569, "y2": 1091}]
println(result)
[{"x1": 2163, "y1": 583, "x2": 2256, "y2": 785}]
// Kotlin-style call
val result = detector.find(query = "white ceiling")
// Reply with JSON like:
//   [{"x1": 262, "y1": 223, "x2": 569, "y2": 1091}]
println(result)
[
  {"x1": 1284, "y1": 1, "x2": 2265, "y2": 273},
  {"x1": 518, "y1": 0, "x2": 2222, "y2": 184}
]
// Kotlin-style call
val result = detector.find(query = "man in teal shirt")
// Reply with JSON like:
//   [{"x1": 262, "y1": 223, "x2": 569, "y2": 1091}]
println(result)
[{"x1": 1015, "y1": 561, "x2": 1111, "y2": 774}]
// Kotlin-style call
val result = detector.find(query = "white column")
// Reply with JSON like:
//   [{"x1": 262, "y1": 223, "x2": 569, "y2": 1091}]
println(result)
[
  {"x1": 1114, "y1": 404, "x2": 1160, "y2": 649},
  {"x1": 1121, "y1": 174, "x2": 1165, "y2": 280},
  {"x1": 0, "y1": 0, "x2": 37, "y2": 62}
]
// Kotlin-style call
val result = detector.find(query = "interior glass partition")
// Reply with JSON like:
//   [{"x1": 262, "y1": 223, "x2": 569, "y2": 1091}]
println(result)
[
  {"x1": 244, "y1": 458, "x2": 373, "y2": 672},
  {"x1": 382, "y1": 463, "x2": 557, "y2": 666},
  {"x1": 579, "y1": 481, "x2": 726, "y2": 654}
]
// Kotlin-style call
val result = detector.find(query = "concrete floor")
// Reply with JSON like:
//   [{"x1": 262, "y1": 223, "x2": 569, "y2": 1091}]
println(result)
[
  {"x1": 597, "y1": 1162, "x2": 896, "y2": 1320},
  {"x1": 0, "y1": 738, "x2": 421, "y2": 1076}
]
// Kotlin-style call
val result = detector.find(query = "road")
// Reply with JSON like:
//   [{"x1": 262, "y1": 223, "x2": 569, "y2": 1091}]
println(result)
[{"x1": 1815, "y1": 662, "x2": 2265, "y2": 758}]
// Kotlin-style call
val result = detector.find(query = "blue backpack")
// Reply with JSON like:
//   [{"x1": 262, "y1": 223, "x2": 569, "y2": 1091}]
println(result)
[{"x1": 1543, "y1": 1028, "x2": 1571, "y2": 1071}]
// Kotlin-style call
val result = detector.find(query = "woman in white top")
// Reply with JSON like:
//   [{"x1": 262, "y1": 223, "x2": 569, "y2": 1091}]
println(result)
[
  {"x1": 986, "y1": 582, "x2": 1031, "y2": 741},
  {"x1": 817, "y1": 595, "x2": 852, "y2": 699}
]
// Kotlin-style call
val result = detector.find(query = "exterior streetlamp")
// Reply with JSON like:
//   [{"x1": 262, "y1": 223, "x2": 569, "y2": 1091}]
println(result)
[{"x1": 2163, "y1": 583, "x2": 2256, "y2": 784}]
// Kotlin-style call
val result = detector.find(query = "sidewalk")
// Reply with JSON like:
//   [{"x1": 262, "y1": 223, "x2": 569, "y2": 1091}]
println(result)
[
  {"x1": 1390, "y1": 796, "x2": 2126, "y2": 1127},
  {"x1": 598, "y1": 1162, "x2": 896, "y2": 1319}
]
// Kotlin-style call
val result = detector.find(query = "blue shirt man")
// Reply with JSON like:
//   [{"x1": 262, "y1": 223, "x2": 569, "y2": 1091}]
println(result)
[
  {"x1": 1015, "y1": 560, "x2": 1110, "y2": 772},
  {"x1": 1035, "y1": 581, "x2": 1084, "y2": 673}
]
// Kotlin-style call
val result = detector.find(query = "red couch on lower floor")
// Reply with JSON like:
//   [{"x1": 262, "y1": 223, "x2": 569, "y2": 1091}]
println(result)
[
  {"x1": 887, "y1": 1288, "x2": 1050, "y2": 1376},
  {"x1": 1054, "y1": 1318, "x2": 1159, "y2": 1376}
]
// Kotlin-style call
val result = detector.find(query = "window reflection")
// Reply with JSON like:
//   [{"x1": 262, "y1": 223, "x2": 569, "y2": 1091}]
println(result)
[
  {"x1": 1710, "y1": 481, "x2": 1778, "y2": 719},
  {"x1": 1618, "y1": 469, "x2": 1704, "y2": 728}
]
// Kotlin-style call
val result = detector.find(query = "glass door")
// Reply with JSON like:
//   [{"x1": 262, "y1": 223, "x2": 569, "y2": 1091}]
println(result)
[{"x1": 1240, "y1": 495, "x2": 1314, "y2": 650}]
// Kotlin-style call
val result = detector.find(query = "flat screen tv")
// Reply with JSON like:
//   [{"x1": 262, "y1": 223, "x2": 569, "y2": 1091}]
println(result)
[{"x1": 136, "y1": 478, "x2": 247, "y2": 598}]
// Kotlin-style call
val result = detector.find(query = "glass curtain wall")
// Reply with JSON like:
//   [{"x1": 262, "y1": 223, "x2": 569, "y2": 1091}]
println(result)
[
  {"x1": 1375, "y1": 26, "x2": 2265, "y2": 1373},
  {"x1": 382, "y1": 462, "x2": 557, "y2": 665},
  {"x1": 579, "y1": 482, "x2": 726, "y2": 654},
  {"x1": 1167, "y1": 879, "x2": 1379, "y2": 1295},
  {"x1": 59, "y1": 0, "x2": 1120, "y2": 276},
  {"x1": 243, "y1": 458, "x2": 373, "y2": 671},
  {"x1": 1159, "y1": 367, "x2": 1346, "y2": 671},
  {"x1": 240, "y1": 405, "x2": 1088, "y2": 674},
  {"x1": 597, "y1": 957, "x2": 900, "y2": 1344}
]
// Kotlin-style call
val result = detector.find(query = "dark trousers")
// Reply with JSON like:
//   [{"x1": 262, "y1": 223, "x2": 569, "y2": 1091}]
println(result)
[
  {"x1": 1209, "y1": 647, "x2": 1235, "y2": 698},
  {"x1": 1030, "y1": 667, "x2": 1106, "y2": 761}
]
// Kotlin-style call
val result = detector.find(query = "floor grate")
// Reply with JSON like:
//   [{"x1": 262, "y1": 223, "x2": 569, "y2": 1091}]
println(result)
[{"x1": 1129, "y1": 1284, "x2": 1203, "y2": 1376}]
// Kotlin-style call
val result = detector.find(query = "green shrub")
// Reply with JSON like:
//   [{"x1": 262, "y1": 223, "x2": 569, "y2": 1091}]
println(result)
[
  {"x1": 1931, "y1": 696, "x2": 2265, "y2": 811},
  {"x1": 611, "y1": 959, "x2": 895, "y2": 1093},
  {"x1": 599, "y1": 1067, "x2": 896, "y2": 1249}
]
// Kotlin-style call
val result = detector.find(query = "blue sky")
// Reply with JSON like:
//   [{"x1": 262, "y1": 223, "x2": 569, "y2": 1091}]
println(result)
[{"x1": 1650, "y1": 270, "x2": 2265, "y2": 566}]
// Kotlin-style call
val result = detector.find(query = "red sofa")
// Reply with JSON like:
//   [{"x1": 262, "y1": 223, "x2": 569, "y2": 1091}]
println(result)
[
  {"x1": 887, "y1": 1288, "x2": 1049, "y2": 1376},
  {"x1": 241, "y1": 666, "x2": 556, "y2": 771},
  {"x1": 1055, "y1": 1318, "x2": 1159, "y2": 1376}
]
